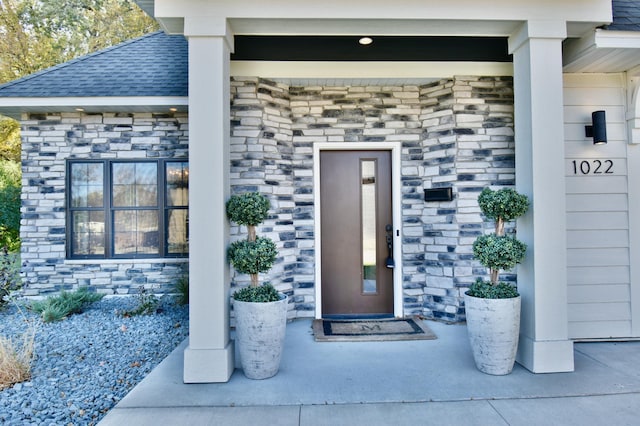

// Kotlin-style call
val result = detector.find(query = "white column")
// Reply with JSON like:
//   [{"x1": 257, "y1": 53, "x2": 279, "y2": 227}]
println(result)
[
  {"x1": 627, "y1": 74, "x2": 640, "y2": 337},
  {"x1": 183, "y1": 19, "x2": 235, "y2": 383},
  {"x1": 509, "y1": 21, "x2": 574, "y2": 373}
]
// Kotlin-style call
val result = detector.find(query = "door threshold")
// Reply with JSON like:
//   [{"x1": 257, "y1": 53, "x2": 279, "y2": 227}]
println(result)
[{"x1": 322, "y1": 314, "x2": 395, "y2": 320}]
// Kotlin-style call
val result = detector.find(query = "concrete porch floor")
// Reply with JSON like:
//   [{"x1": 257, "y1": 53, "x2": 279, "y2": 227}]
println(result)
[{"x1": 99, "y1": 319, "x2": 640, "y2": 425}]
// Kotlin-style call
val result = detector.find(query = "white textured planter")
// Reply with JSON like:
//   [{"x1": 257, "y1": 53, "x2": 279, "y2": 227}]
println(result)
[
  {"x1": 233, "y1": 294, "x2": 288, "y2": 380},
  {"x1": 464, "y1": 293, "x2": 521, "y2": 375}
]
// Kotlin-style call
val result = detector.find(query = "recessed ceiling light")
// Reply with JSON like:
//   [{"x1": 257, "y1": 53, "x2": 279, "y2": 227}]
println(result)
[
  {"x1": 75, "y1": 108, "x2": 84, "y2": 112},
  {"x1": 359, "y1": 37, "x2": 373, "y2": 46},
  {"x1": 169, "y1": 107, "x2": 177, "y2": 112}
]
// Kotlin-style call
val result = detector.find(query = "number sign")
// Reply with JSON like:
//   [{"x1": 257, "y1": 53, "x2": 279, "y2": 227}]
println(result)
[{"x1": 570, "y1": 160, "x2": 614, "y2": 175}]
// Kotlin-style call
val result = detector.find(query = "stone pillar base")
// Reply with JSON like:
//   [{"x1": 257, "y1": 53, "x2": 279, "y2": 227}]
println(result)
[
  {"x1": 183, "y1": 341, "x2": 235, "y2": 383},
  {"x1": 516, "y1": 335, "x2": 574, "y2": 373}
]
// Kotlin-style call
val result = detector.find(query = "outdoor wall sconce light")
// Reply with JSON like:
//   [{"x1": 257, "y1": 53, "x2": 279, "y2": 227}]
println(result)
[{"x1": 585, "y1": 110, "x2": 607, "y2": 145}]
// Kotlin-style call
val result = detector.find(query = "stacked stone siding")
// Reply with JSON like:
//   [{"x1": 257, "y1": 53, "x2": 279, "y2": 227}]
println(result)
[
  {"x1": 20, "y1": 77, "x2": 514, "y2": 321},
  {"x1": 20, "y1": 112, "x2": 189, "y2": 296},
  {"x1": 228, "y1": 76, "x2": 515, "y2": 322}
]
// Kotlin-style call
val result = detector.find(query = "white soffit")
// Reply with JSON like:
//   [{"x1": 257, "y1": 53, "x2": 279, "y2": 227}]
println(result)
[
  {"x1": 0, "y1": 96, "x2": 188, "y2": 120},
  {"x1": 563, "y1": 29, "x2": 640, "y2": 73}
]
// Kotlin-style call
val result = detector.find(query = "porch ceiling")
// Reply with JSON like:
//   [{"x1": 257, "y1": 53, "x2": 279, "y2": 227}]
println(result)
[{"x1": 231, "y1": 36, "x2": 511, "y2": 62}]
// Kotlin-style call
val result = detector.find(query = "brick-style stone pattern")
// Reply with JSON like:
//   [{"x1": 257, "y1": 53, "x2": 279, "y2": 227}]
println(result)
[
  {"x1": 228, "y1": 76, "x2": 515, "y2": 322},
  {"x1": 20, "y1": 112, "x2": 189, "y2": 296},
  {"x1": 20, "y1": 77, "x2": 514, "y2": 322},
  {"x1": 417, "y1": 77, "x2": 515, "y2": 321}
]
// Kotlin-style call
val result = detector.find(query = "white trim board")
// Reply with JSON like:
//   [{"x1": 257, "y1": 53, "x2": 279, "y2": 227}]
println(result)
[
  {"x1": 231, "y1": 61, "x2": 513, "y2": 83},
  {"x1": 313, "y1": 142, "x2": 403, "y2": 319}
]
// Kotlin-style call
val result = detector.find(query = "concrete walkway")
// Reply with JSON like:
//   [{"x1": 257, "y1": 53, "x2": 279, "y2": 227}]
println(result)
[{"x1": 99, "y1": 319, "x2": 640, "y2": 425}]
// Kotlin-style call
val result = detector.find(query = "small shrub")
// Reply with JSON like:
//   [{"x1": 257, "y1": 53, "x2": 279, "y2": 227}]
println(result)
[
  {"x1": 0, "y1": 160, "x2": 21, "y2": 252},
  {"x1": 0, "y1": 247, "x2": 21, "y2": 308},
  {"x1": 226, "y1": 192, "x2": 270, "y2": 227},
  {"x1": 0, "y1": 304, "x2": 35, "y2": 390},
  {"x1": 120, "y1": 287, "x2": 159, "y2": 317},
  {"x1": 226, "y1": 192, "x2": 279, "y2": 292},
  {"x1": 472, "y1": 234, "x2": 527, "y2": 273},
  {"x1": 466, "y1": 278, "x2": 519, "y2": 299},
  {"x1": 477, "y1": 187, "x2": 529, "y2": 224},
  {"x1": 0, "y1": 333, "x2": 34, "y2": 390},
  {"x1": 31, "y1": 287, "x2": 104, "y2": 322},
  {"x1": 233, "y1": 283, "x2": 280, "y2": 303},
  {"x1": 470, "y1": 187, "x2": 529, "y2": 297},
  {"x1": 175, "y1": 274, "x2": 189, "y2": 306},
  {"x1": 227, "y1": 237, "x2": 278, "y2": 276}
]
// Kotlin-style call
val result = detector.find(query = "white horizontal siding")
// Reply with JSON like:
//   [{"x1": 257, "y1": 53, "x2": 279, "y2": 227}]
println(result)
[
  {"x1": 568, "y1": 284, "x2": 630, "y2": 304},
  {"x1": 567, "y1": 266, "x2": 630, "y2": 285},
  {"x1": 563, "y1": 73, "x2": 633, "y2": 340},
  {"x1": 566, "y1": 194, "x2": 628, "y2": 212},
  {"x1": 568, "y1": 302, "x2": 631, "y2": 322},
  {"x1": 569, "y1": 321, "x2": 632, "y2": 339},
  {"x1": 565, "y1": 176, "x2": 627, "y2": 193}
]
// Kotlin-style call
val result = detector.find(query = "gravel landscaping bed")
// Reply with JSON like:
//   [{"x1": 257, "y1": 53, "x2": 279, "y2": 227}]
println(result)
[{"x1": 0, "y1": 295, "x2": 189, "y2": 425}]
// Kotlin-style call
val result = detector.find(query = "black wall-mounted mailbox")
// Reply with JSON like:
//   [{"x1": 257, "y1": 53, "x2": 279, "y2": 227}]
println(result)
[{"x1": 424, "y1": 187, "x2": 453, "y2": 202}]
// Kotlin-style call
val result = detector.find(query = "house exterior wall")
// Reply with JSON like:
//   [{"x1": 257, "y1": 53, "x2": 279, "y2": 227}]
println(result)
[
  {"x1": 18, "y1": 78, "x2": 514, "y2": 318},
  {"x1": 228, "y1": 76, "x2": 515, "y2": 322},
  {"x1": 563, "y1": 72, "x2": 638, "y2": 339},
  {"x1": 19, "y1": 112, "x2": 189, "y2": 296}
]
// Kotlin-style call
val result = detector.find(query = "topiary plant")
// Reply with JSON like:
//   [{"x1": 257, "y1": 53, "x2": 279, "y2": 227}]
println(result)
[
  {"x1": 468, "y1": 187, "x2": 529, "y2": 299},
  {"x1": 226, "y1": 192, "x2": 279, "y2": 302}
]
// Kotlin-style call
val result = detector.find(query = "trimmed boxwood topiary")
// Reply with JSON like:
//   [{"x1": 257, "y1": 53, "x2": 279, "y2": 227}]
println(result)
[
  {"x1": 472, "y1": 234, "x2": 527, "y2": 275},
  {"x1": 233, "y1": 283, "x2": 280, "y2": 303},
  {"x1": 226, "y1": 192, "x2": 280, "y2": 302},
  {"x1": 469, "y1": 187, "x2": 530, "y2": 299},
  {"x1": 227, "y1": 237, "x2": 277, "y2": 277}
]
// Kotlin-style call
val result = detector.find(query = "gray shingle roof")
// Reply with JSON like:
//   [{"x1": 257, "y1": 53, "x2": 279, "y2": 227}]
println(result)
[
  {"x1": 0, "y1": 31, "x2": 187, "y2": 98},
  {"x1": 606, "y1": 0, "x2": 640, "y2": 31}
]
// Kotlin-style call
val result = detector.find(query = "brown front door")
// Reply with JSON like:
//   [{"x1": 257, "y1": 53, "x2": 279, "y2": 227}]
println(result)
[{"x1": 320, "y1": 150, "x2": 394, "y2": 317}]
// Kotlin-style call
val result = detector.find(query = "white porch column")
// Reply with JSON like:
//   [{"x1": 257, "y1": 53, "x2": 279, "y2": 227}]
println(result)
[
  {"x1": 183, "y1": 18, "x2": 235, "y2": 383},
  {"x1": 509, "y1": 21, "x2": 575, "y2": 373}
]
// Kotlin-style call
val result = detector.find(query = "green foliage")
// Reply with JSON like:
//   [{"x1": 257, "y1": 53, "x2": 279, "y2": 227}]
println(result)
[
  {"x1": 0, "y1": 117, "x2": 20, "y2": 162},
  {"x1": 0, "y1": 0, "x2": 58, "y2": 83},
  {"x1": 233, "y1": 283, "x2": 280, "y2": 303},
  {"x1": 226, "y1": 192, "x2": 271, "y2": 227},
  {"x1": 0, "y1": 248, "x2": 21, "y2": 308},
  {"x1": 466, "y1": 279, "x2": 519, "y2": 299},
  {"x1": 0, "y1": 0, "x2": 159, "y2": 84},
  {"x1": 174, "y1": 274, "x2": 189, "y2": 306},
  {"x1": 0, "y1": 160, "x2": 21, "y2": 252},
  {"x1": 120, "y1": 286, "x2": 159, "y2": 317},
  {"x1": 472, "y1": 234, "x2": 527, "y2": 273},
  {"x1": 30, "y1": 287, "x2": 104, "y2": 322},
  {"x1": 228, "y1": 237, "x2": 277, "y2": 276},
  {"x1": 477, "y1": 187, "x2": 529, "y2": 223},
  {"x1": 227, "y1": 191, "x2": 279, "y2": 296},
  {"x1": 472, "y1": 187, "x2": 529, "y2": 299}
]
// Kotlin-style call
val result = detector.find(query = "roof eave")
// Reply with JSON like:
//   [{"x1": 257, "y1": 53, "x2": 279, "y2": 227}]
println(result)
[
  {"x1": 0, "y1": 96, "x2": 188, "y2": 120},
  {"x1": 563, "y1": 29, "x2": 640, "y2": 73},
  {"x1": 134, "y1": 1, "x2": 154, "y2": 18}
]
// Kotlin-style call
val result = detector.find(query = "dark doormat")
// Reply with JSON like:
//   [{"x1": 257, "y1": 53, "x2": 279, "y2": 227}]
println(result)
[{"x1": 312, "y1": 317, "x2": 437, "y2": 342}]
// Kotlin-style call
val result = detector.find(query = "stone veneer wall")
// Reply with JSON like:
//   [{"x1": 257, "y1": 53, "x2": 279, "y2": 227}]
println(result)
[
  {"x1": 20, "y1": 112, "x2": 189, "y2": 296},
  {"x1": 229, "y1": 76, "x2": 515, "y2": 322},
  {"x1": 19, "y1": 77, "x2": 513, "y2": 320}
]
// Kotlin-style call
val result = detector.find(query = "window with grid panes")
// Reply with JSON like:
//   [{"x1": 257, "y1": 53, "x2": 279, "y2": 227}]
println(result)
[{"x1": 67, "y1": 160, "x2": 188, "y2": 259}]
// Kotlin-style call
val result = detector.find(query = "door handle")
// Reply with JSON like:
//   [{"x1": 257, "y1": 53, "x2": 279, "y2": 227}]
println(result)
[{"x1": 385, "y1": 224, "x2": 395, "y2": 269}]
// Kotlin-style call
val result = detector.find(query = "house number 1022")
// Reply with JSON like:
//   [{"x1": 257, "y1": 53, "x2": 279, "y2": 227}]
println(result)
[{"x1": 571, "y1": 160, "x2": 614, "y2": 175}]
